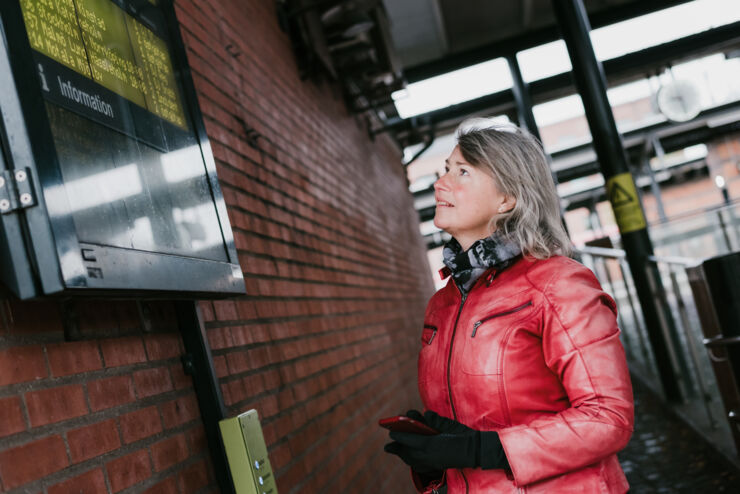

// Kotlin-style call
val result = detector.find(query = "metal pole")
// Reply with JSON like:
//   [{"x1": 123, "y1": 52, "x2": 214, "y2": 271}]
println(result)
[
  {"x1": 176, "y1": 300, "x2": 236, "y2": 494},
  {"x1": 646, "y1": 136, "x2": 669, "y2": 223},
  {"x1": 717, "y1": 209, "x2": 733, "y2": 252},
  {"x1": 506, "y1": 54, "x2": 571, "y2": 235},
  {"x1": 551, "y1": 0, "x2": 683, "y2": 401},
  {"x1": 667, "y1": 266, "x2": 717, "y2": 427},
  {"x1": 618, "y1": 258, "x2": 653, "y2": 371},
  {"x1": 506, "y1": 54, "x2": 540, "y2": 140}
]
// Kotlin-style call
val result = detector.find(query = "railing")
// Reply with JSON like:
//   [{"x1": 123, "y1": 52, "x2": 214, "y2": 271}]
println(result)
[
  {"x1": 645, "y1": 255, "x2": 717, "y2": 430},
  {"x1": 577, "y1": 246, "x2": 660, "y2": 388},
  {"x1": 650, "y1": 203, "x2": 740, "y2": 258},
  {"x1": 576, "y1": 236, "x2": 738, "y2": 461}
]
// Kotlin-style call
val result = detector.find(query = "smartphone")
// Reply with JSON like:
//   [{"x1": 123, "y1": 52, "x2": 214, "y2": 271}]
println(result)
[{"x1": 379, "y1": 415, "x2": 439, "y2": 435}]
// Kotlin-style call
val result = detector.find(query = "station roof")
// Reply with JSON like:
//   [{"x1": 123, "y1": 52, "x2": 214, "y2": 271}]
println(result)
[
  {"x1": 377, "y1": 0, "x2": 740, "y2": 149},
  {"x1": 383, "y1": 0, "x2": 695, "y2": 82}
]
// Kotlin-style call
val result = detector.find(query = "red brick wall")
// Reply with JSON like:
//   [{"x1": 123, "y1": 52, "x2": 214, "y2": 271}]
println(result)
[
  {"x1": 0, "y1": 0, "x2": 433, "y2": 493},
  {"x1": 0, "y1": 300, "x2": 210, "y2": 494}
]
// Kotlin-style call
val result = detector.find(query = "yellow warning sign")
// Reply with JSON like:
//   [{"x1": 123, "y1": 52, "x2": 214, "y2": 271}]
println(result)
[{"x1": 606, "y1": 173, "x2": 647, "y2": 233}]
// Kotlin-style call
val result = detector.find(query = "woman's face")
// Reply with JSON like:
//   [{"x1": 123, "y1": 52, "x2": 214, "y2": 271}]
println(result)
[{"x1": 433, "y1": 145, "x2": 514, "y2": 250}]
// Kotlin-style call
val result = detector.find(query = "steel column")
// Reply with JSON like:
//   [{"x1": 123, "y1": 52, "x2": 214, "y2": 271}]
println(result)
[
  {"x1": 506, "y1": 54, "x2": 570, "y2": 235},
  {"x1": 176, "y1": 300, "x2": 236, "y2": 494},
  {"x1": 506, "y1": 54, "x2": 540, "y2": 140},
  {"x1": 551, "y1": 0, "x2": 683, "y2": 401}
]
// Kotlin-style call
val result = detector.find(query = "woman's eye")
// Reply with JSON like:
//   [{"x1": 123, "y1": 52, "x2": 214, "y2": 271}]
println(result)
[{"x1": 460, "y1": 168, "x2": 469, "y2": 176}]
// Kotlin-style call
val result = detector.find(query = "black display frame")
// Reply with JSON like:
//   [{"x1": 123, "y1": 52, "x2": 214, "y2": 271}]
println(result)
[{"x1": 0, "y1": 0, "x2": 245, "y2": 299}]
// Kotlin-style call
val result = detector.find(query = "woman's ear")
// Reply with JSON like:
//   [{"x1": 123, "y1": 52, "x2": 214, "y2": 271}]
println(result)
[{"x1": 497, "y1": 196, "x2": 517, "y2": 214}]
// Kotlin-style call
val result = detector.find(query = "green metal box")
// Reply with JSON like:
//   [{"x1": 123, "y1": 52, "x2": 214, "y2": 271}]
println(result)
[{"x1": 219, "y1": 409, "x2": 277, "y2": 494}]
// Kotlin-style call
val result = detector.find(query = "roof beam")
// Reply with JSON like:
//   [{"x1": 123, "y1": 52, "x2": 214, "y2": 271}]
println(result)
[
  {"x1": 385, "y1": 21, "x2": 740, "y2": 143},
  {"x1": 522, "y1": 0, "x2": 534, "y2": 28},
  {"x1": 404, "y1": 0, "x2": 694, "y2": 83}
]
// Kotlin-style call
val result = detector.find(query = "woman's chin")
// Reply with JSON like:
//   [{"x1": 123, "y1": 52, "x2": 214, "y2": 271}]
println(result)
[{"x1": 433, "y1": 218, "x2": 448, "y2": 232}]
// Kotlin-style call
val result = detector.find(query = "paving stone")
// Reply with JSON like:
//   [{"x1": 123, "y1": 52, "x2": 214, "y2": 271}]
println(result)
[{"x1": 619, "y1": 380, "x2": 740, "y2": 492}]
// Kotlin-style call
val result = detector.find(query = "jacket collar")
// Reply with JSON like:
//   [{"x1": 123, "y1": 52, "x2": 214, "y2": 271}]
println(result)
[{"x1": 440, "y1": 255, "x2": 532, "y2": 299}]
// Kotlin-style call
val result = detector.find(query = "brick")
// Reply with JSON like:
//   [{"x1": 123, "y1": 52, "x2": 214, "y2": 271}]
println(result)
[
  {"x1": 134, "y1": 367, "x2": 173, "y2": 398},
  {"x1": 178, "y1": 459, "x2": 209, "y2": 493},
  {"x1": 48, "y1": 468, "x2": 106, "y2": 494},
  {"x1": 105, "y1": 449, "x2": 152, "y2": 493},
  {"x1": 151, "y1": 434, "x2": 189, "y2": 472},
  {"x1": 75, "y1": 301, "x2": 140, "y2": 335},
  {"x1": 226, "y1": 351, "x2": 249, "y2": 374},
  {"x1": 213, "y1": 300, "x2": 238, "y2": 321},
  {"x1": 88, "y1": 375, "x2": 136, "y2": 411},
  {"x1": 0, "y1": 435, "x2": 68, "y2": 489},
  {"x1": 0, "y1": 346, "x2": 47, "y2": 385},
  {"x1": 199, "y1": 301, "x2": 215, "y2": 322},
  {"x1": 101, "y1": 336, "x2": 147, "y2": 368},
  {"x1": 67, "y1": 419, "x2": 120, "y2": 463},
  {"x1": 213, "y1": 355, "x2": 228, "y2": 378},
  {"x1": 144, "y1": 333, "x2": 182, "y2": 361},
  {"x1": 207, "y1": 327, "x2": 233, "y2": 350},
  {"x1": 170, "y1": 362, "x2": 192, "y2": 390},
  {"x1": 186, "y1": 426, "x2": 207, "y2": 454},
  {"x1": 47, "y1": 340, "x2": 102, "y2": 377},
  {"x1": 160, "y1": 395, "x2": 199, "y2": 429},
  {"x1": 0, "y1": 396, "x2": 26, "y2": 438},
  {"x1": 144, "y1": 476, "x2": 178, "y2": 494},
  {"x1": 120, "y1": 406, "x2": 163, "y2": 444},
  {"x1": 25, "y1": 384, "x2": 87, "y2": 427}
]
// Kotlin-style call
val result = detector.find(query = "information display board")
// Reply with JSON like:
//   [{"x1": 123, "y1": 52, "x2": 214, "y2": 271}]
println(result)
[
  {"x1": 0, "y1": 0, "x2": 245, "y2": 298},
  {"x1": 20, "y1": 0, "x2": 186, "y2": 130}
]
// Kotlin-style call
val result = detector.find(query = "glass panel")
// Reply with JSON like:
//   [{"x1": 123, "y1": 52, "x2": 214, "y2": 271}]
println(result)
[
  {"x1": 516, "y1": 40, "x2": 571, "y2": 83},
  {"x1": 533, "y1": 94, "x2": 591, "y2": 152},
  {"x1": 392, "y1": 58, "x2": 512, "y2": 118},
  {"x1": 46, "y1": 104, "x2": 228, "y2": 261},
  {"x1": 591, "y1": 0, "x2": 740, "y2": 61}
]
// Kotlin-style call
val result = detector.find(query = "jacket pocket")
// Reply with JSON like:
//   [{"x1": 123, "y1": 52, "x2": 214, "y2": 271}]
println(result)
[
  {"x1": 471, "y1": 302, "x2": 532, "y2": 337},
  {"x1": 421, "y1": 324, "x2": 437, "y2": 345},
  {"x1": 418, "y1": 323, "x2": 440, "y2": 388},
  {"x1": 461, "y1": 301, "x2": 533, "y2": 376}
]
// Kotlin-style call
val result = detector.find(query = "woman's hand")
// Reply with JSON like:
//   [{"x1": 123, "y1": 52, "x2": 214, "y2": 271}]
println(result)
[{"x1": 384, "y1": 411, "x2": 507, "y2": 470}]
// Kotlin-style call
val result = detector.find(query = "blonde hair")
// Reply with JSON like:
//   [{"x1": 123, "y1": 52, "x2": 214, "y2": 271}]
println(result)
[{"x1": 455, "y1": 118, "x2": 571, "y2": 259}]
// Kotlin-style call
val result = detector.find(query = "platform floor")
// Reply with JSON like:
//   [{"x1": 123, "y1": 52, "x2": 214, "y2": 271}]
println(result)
[{"x1": 620, "y1": 379, "x2": 740, "y2": 492}]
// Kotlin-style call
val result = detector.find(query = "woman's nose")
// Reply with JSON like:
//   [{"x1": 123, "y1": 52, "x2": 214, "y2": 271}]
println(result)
[{"x1": 434, "y1": 174, "x2": 449, "y2": 191}]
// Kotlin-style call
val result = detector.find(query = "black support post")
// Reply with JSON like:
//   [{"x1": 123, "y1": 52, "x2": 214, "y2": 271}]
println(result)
[
  {"x1": 551, "y1": 0, "x2": 683, "y2": 401},
  {"x1": 505, "y1": 54, "x2": 541, "y2": 141},
  {"x1": 506, "y1": 53, "x2": 570, "y2": 235},
  {"x1": 176, "y1": 300, "x2": 236, "y2": 494}
]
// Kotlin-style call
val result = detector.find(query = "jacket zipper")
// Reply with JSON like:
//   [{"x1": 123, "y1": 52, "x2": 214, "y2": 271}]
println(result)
[
  {"x1": 423, "y1": 324, "x2": 438, "y2": 345},
  {"x1": 471, "y1": 301, "x2": 533, "y2": 337},
  {"x1": 447, "y1": 286, "x2": 469, "y2": 494}
]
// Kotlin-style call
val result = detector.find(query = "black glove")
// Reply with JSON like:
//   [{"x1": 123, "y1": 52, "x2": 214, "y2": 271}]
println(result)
[
  {"x1": 384, "y1": 410, "x2": 508, "y2": 471},
  {"x1": 384, "y1": 410, "x2": 441, "y2": 475}
]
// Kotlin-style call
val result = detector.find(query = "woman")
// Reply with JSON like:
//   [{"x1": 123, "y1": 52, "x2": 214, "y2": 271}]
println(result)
[{"x1": 385, "y1": 120, "x2": 634, "y2": 493}]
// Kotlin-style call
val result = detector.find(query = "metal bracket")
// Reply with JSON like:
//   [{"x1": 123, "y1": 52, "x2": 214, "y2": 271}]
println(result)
[
  {"x1": 181, "y1": 353, "x2": 196, "y2": 376},
  {"x1": 0, "y1": 167, "x2": 37, "y2": 214}
]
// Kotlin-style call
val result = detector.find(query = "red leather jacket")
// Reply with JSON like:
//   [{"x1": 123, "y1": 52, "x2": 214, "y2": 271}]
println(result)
[{"x1": 417, "y1": 255, "x2": 634, "y2": 493}]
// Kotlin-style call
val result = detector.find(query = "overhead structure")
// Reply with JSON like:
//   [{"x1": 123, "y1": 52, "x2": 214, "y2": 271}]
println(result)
[
  {"x1": 363, "y1": 0, "x2": 740, "y2": 402},
  {"x1": 382, "y1": 20, "x2": 740, "y2": 147},
  {"x1": 277, "y1": 0, "x2": 404, "y2": 128},
  {"x1": 551, "y1": 0, "x2": 683, "y2": 401}
]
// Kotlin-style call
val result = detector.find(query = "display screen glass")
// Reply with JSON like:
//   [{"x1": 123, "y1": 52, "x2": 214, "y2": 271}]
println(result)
[{"x1": 18, "y1": 0, "x2": 228, "y2": 262}]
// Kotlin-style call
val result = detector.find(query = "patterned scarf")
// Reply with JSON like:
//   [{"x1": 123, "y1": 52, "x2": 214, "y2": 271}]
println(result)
[{"x1": 442, "y1": 231, "x2": 522, "y2": 294}]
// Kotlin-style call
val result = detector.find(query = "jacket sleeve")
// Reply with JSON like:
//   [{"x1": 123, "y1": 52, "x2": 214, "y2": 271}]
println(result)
[
  {"x1": 410, "y1": 469, "x2": 445, "y2": 494},
  {"x1": 497, "y1": 264, "x2": 634, "y2": 486}
]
